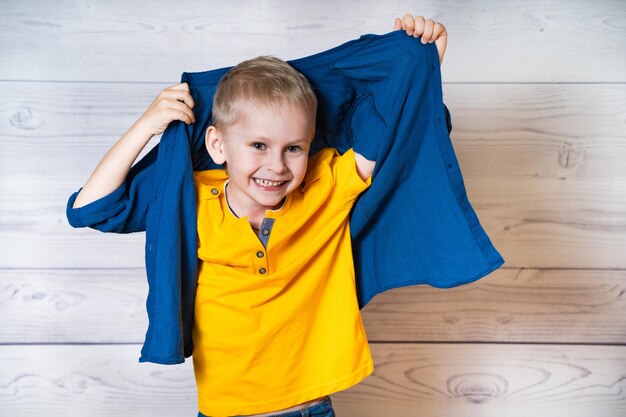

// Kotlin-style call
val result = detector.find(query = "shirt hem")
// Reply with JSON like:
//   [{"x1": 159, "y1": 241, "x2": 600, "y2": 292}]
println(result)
[
  {"x1": 198, "y1": 358, "x2": 374, "y2": 416},
  {"x1": 138, "y1": 353, "x2": 186, "y2": 365}
]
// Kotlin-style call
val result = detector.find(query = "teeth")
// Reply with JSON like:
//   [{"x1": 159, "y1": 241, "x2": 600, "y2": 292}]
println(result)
[{"x1": 254, "y1": 178, "x2": 285, "y2": 187}]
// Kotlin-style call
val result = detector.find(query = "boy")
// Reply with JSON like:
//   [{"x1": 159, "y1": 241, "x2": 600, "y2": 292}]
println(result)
[{"x1": 70, "y1": 15, "x2": 448, "y2": 417}]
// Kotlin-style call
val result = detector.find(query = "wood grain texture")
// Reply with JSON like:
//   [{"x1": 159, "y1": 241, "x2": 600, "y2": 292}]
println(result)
[
  {"x1": 339, "y1": 343, "x2": 626, "y2": 417},
  {"x1": 0, "y1": 343, "x2": 624, "y2": 417},
  {"x1": 361, "y1": 268, "x2": 626, "y2": 344},
  {"x1": 0, "y1": 345, "x2": 197, "y2": 416},
  {"x1": 2, "y1": 0, "x2": 625, "y2": 415},
  {"x1": 1, "y1": 1, "x2": 625, "y2": 82},
  {"x1": 0, "y1": 268, "x2": 149, "y2": 343},
  {"x1": 1, "y1": 268, "x2": 625, "y2": 345}
]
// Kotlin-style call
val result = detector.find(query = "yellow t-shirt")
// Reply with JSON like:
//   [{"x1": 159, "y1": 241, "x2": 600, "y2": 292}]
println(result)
[{"x1": 192, "y1": 147, "x2": 374, "y2": 417}]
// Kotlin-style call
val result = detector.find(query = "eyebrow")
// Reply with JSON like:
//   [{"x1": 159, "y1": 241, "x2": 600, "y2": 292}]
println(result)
[{"x1": 243, "y1": 135, "x2": 311, "y2": 144}]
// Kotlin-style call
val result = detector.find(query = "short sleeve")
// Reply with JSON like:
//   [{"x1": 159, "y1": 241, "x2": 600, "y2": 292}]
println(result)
[{"x1": 328, "y1": 147, "x2": 372, "y2": 208}]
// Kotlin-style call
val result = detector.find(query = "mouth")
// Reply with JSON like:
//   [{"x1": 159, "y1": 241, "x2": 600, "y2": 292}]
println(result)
[{"x1": 253, "y1": 177, "x2": 288, "y2": 190}]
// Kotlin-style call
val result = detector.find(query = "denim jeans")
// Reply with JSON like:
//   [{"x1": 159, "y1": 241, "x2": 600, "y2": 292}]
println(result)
[{"x1": 199, "y1": 396, "x2": 335, "y2": 417}]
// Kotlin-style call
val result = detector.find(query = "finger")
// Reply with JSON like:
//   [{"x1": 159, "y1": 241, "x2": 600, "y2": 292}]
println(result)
[
  {"x1": 166, "y1": 89, "x2": 195, "y2": 110},
  {"x1": 435, "y1": 31, "x2": 448, "y2": 65},
  {"x1": 433, "y1": 22, "x2": 447, "y2": 39},
  {"x1": 412, "y1": 15, "x2": 426, "y2": 39},
  {"x1": 421, "y1": 19, "x2": 435, "y2": 43},
  {"x1": 171, "y1": 108, "x2": 195, "y2": 125},
  {"x1": 393, "y1": 17, "x2": 402, "y2": 31},
  {"x1": 169, "y1": 82, "x2": 190, "y2": 91},
  {"x1": 401, "y1": 13, "x2": 415, "y2": 35},
  {"x1": 166, "y1": 99, "x2": 196, "y2": 123}
]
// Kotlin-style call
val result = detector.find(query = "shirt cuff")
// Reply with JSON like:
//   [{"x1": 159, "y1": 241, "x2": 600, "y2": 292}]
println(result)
[{"x1": 66, "y1": 182, "x2": 127, "y2": 228}]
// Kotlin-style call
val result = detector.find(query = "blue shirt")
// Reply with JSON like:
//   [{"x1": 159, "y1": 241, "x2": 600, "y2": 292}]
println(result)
[{"x1": 66, "y1": 30, "x2": 504, "y2": 365}]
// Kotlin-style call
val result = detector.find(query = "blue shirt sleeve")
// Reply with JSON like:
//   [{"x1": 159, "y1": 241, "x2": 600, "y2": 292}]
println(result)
[{"x1": 65, "y1": 144, "x2": 158, "y2": 233}]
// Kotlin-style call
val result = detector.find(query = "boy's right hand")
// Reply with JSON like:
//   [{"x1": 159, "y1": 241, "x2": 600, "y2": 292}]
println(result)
[{"x1": 137, "y1": 82, "x2": 196, "y2": 136}]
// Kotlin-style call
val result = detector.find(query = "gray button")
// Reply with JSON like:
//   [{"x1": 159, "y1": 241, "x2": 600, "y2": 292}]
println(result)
[
  {"x1": 262, "y1": 228, "x2": 270, "y2": 236},
  {"x1": 211, "y1": 188, "x2": 219, "y2": 195},
  {"x1": 259, "y1": 268, "x2": 267, "y2": 274},
  {"x1": 256, "y1": 251, "x2": 264, "y2": 258}
]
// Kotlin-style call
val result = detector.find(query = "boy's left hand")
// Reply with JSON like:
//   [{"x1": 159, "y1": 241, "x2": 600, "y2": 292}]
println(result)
[{"x1": 393, "y1": 14, "x2": 447, "y2": 65}]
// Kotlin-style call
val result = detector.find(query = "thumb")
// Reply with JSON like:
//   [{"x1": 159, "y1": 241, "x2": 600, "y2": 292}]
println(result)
[{"x1": 434, "y1": 34, "x2": 447, "y2": 65}]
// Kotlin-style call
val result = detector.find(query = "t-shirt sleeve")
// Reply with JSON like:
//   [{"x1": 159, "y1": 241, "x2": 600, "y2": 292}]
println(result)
[{"x1": 328, "y1": 147, "x2": 372, "y2": 208}]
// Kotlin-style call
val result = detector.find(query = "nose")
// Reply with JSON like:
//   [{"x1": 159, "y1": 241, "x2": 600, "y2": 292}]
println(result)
[{"x1": 266, "y1": 150, "x2": 287, "y2": 174}]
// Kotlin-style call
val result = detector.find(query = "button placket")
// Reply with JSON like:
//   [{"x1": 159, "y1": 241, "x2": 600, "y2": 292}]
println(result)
[
  {"x1": 255, "y1": 248, "x2": 268, "y2": 276},
  {"x1": 255, "y1": 248, "x2": 268, "y2": 274},
  {"x1": 254, "y1": 217, "x2": 275, "y2": 276}
]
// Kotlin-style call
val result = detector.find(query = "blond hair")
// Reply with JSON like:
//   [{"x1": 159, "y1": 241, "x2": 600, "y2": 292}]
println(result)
[{"x1": 211, "y1": 55, "x2": 318, "y2": 134}]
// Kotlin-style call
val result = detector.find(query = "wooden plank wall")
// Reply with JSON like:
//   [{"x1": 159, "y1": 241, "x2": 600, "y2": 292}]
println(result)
[{"x1": 1, "y1": 1, "x2": 625, "y2": 416}]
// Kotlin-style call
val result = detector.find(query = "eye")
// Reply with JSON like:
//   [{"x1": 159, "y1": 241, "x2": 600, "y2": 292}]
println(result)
[
  {"x1": 286, "y1": 145, "x2": 301, "y2": 152},
  {"x1": 252, "y1": 142, "x2": 265, "y2": 150}
]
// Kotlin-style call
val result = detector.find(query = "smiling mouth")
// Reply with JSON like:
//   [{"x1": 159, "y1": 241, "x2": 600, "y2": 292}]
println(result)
[{"x1": 253, "y1": 178, "x2": 287, "y2": 187}]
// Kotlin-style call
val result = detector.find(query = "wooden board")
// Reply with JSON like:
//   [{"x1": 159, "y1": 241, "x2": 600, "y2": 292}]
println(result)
[
  {"x1": 1, "y1": 268, "x2": 624, "y2": 344},
  {"x1": 2, "y1": 1, "x2": 625, "y2": 415},
  {"x1": 0, "y1": 343, "x2": 624, "y2": 417},
  {"x1": 1, "y1": 1, "x2": 625, "y2": 82}
]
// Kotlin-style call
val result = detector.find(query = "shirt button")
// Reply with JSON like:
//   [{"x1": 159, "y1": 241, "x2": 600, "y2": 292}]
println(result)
[
  {"x1": 256, "y1": 251, "x2": 264, "y2": 258},
  {"x1": 262, "y1": 228, "x2": 270, "y2": 236},
  {"x1": 211, "y1": 188, "x2": 218, "y2": 195},
  {"x1": 259, "y1": 268, "x2": 267, "y2": 274}
]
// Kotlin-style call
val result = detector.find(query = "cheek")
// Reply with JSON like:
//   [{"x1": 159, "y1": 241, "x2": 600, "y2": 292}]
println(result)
[
  {"x1": 236, "y1": 153, "x2": 262, "y2": 173},
  {"x1": 293, "y1": 157, "x2": 309, "y2": 178}
]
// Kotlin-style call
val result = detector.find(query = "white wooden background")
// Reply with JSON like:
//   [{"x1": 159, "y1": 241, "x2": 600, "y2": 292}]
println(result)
[{"x1": 1, "y1": 0, "x2": 625, "y2": 416}]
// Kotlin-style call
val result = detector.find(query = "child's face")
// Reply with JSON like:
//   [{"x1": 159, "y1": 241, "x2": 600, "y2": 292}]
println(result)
[{"x1": 205, "y1": 100, "x2": 315, "y2": 216}]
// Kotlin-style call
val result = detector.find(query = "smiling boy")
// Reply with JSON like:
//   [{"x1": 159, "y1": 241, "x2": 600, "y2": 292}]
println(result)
[
  {"x1": 69, "y1": 14, "x2": 448, "y2": 417},
  {"x1": 190, "y1": 54, "x2": 375, "y2": 416}
]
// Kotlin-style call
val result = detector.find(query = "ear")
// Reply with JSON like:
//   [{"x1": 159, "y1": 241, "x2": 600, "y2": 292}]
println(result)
[{"x1": 205, "y1": 125, "x2": 226, "y2": 164}]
